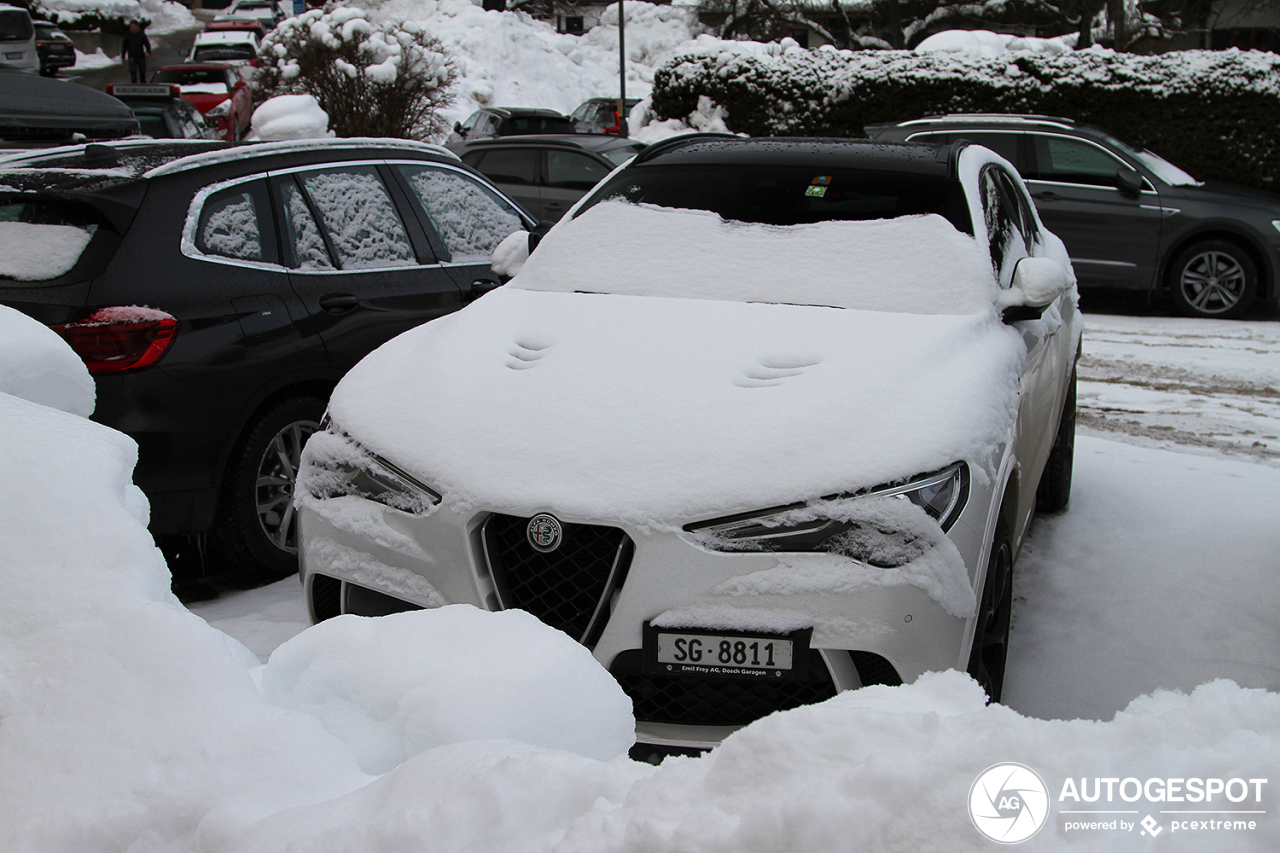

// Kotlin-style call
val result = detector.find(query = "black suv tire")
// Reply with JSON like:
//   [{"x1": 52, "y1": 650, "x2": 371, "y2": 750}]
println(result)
[
  {"x1": 210, "y1": 396, "x2": 325, "y2": 580},
  {"x1": 1169, "y1": 240, "x2": 1257, "y2": 319}
]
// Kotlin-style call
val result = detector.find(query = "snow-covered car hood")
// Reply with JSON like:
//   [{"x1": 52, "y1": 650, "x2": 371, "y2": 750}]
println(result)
[{"x1": 326, "y1": 286, "x2": 1026, "y2": 528}]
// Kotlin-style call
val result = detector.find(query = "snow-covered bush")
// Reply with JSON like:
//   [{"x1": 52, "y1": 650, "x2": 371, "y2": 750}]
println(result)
[
  {"x1": 28, "y1": 0, "x2": 193, "y2": 34},
  {"x1": 652, "y1": 47, "x2": 1280, "y2": 190},
  {"x1": 256, "y1": 5, "x2": 457, "y2": 140}
]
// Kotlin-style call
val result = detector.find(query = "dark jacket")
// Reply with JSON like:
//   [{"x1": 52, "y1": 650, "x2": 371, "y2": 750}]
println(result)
[{"x1": 121, "y1": 30, "x2": 150, "y2": 62}]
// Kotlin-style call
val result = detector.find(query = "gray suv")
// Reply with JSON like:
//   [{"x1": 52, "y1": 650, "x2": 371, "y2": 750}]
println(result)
[{"x1": 868, "y1": 114, "x2": 1280, "y2": 318}]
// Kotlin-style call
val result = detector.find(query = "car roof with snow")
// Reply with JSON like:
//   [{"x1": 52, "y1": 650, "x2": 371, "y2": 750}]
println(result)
[{"x1": 0, "y1": 138, "x2": 462, "y2": 195}]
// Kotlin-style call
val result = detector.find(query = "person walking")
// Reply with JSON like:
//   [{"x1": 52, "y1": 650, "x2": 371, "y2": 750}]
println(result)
[{"x1": 121, "y1": 20, "x2": 150, "y2": 84}]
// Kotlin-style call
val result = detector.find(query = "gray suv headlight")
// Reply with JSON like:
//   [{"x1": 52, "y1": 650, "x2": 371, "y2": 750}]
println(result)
[
  {"x1": 298, "y1": 425, "x2": 441, "y2": 515},
  {"x1": 685, "y1": 463, "x2": 969, "y2": 567}
]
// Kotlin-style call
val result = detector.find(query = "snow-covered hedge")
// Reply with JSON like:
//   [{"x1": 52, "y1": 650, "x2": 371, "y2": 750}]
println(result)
[
  {"x1": 652, "y1": 47, "x2": 1280, "y2": 190},
  {"x1": 257, "y1": 6, "x2": 456, "y2": 140}
]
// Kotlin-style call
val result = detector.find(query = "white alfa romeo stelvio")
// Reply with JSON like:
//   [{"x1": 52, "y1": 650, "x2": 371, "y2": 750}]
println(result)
[{"x1": 294, "y1": 135, "x2": 1082, "y2": 756}]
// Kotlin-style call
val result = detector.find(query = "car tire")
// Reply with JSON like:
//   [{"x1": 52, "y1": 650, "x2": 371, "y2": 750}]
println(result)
[
  {"x1": 209, "y1": 396, "x2": 324, "y2": 581},
  {"x1": 1169, "y1": 240, "x2": 1257, "y2": 319},
  {"x1": 967, "y1": 519, "x2": 1012, "y2": 703},
  {"x1": 1036, "y1": 368, "x2": 1076, "y2": 513}
]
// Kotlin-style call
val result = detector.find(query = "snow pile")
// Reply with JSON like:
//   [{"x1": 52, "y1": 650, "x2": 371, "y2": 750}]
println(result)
[
  {"x1": 249, "y1": 93, "x2": 334, "y2": 140},
  {"x1": 915, "y1": 28, "x2": 1074, "y2": 57},
  {"x1": 367, "y1": 0, "x2": 706, "y2": 125},
  {"x1": 33, "y1": 0, "x2": 195, "y2": 34},
  {"x1": 259, "y1": 606, "x2": 636, "y2": 774},
  {"x1": 0, "y1": 305, "x2": 94, "y2": 416}
]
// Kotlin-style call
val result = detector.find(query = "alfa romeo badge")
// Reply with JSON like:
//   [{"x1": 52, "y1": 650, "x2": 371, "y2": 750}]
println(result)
[{"x1": 526, "y1": 513, "x2": 563, "y2": 553}]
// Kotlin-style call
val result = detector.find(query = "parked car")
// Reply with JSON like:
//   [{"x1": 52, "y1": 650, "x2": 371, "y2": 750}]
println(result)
[
  {"x1": 226, "y1": 0, "x2": 286, "y2": 29},
  {"x1": 33, "y1": 21, "x2": 74, "y2": 77},
  {"x1": 0, "y1": 3, "x2": 38, "y2": 74},
  {"x1": 448, "y1": 107, "x2": 577, "y2": 144},
  {"x1": 867, "y1": 113, "x2": 1280, "y2": 318},
  {"x1": 451, "y1": 134, "x2": 645, "y2": 221},
  {"x1": 0, "y1": 138, "x2": 533, "y2": 580},
  {"x1": 295, "y1": 135, "x2": 1081, "y2": 754},
  {"x1": 151, "y1": 63, "x2": 253, "y2": 141},
  {"x1": 106, "y1": 83, "x2": 221, "y2": 140},
  {"x1": 1, "y1": 72, "x2": 138, "y2": 145},
  {"x1": 569, "y1": 97, "x2": 640, "y2": 135},
  {"x1": 187, "y1": 29, "x2": 260, "y2": 66},
  {"x1": 205, "y1": 15, "x2": 270, "y2": 43}
]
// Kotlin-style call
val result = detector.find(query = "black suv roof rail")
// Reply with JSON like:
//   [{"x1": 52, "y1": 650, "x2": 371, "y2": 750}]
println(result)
[
  {"x1": 143, "y1": 137, "x2": 461, "y2": 179},
  {"x1": 900, "y1": 113, "x2": 1077, "y2": 129},
  {"x1": 629, "y1": 132, "x2": 739, "y2": 166}
]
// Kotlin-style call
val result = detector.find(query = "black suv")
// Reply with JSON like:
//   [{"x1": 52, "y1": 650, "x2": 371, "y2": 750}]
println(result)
[
  {"x1": 450, "y1": 134, "x2": 644, "y2": 221},
  {"x1": 867, "y1": 114, "x2": 1280, "y2": 318},
  {"x1": 0, "y1": 139, "x2": 533, "y2": 579}
]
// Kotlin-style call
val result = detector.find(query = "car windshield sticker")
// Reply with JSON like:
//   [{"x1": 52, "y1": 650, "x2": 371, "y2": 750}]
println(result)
[
  {"x1": 811, "y1": 176, "x2": 832, "y2": 186},
  {"x1": 805, "y1": 186, "x2": 827, "y2": 197}
]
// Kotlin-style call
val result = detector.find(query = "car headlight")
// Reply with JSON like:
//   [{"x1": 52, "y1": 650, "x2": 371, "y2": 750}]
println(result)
[
  {"x1": 204, "y1": 101, "x2": 232, "y2": 118},
  {"x1": 298, "y1": 423, "x2": 441, "y2": 515},
  {"x1": 684, "y1": 463, "x2": 969, "y2": 568}
]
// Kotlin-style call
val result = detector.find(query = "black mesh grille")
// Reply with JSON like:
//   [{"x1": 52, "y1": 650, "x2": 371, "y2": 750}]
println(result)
[
  {"x1": 849, "y1": 650, "x2": 902, "y2": 687},
  {"x1": 310, "y1": 574, "x2": 341, "y2": 622},
  {"x1": 483, "y1": 513, "x2": 631, "y2": 642},
  {"x1": 611, "y1": 650, "x2": 838, "y2": 726}
]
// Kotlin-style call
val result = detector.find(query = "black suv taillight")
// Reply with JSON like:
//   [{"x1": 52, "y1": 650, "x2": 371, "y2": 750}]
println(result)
[{"x1": 52, "y1": 307, "x2": 178, "y2": 374}]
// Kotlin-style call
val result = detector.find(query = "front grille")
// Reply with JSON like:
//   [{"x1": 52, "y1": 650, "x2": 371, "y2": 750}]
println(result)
[
  {"x1": 482, "y1": 513, "x2": 632, "y2": 644},
  {"x1": 610, "y1": 649, "x2": 838, "y2": 726}
]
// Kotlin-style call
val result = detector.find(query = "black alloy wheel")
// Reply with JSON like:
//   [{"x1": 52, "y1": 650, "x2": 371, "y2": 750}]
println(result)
[
  {"x1": 967, "y1": 520, "x2": 1013, "y2": 703},
  {"x1": 210, "y1": 396, "x2": 325, "y2": 581},
  {"x1": 1169, "y1": 240, "x2": 1257, "y2": 319}
]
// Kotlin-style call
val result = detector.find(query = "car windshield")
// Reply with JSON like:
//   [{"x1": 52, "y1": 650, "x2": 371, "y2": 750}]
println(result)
[
  {"x1": 602, "y1": 144, "x2": 645, "y2": 167},
  {"x1": 578, "y1": 163, "x2": 973, "y2": 233},
  {"x1": 503, "y1": 116, "x2": 575, "y2": 135},
  {"x1": 154, "y1": 68, "x2": 227, "y2": 86},
  {"x1": 193, "y1": 45, "x2": 255, "y2": 61},
  {"x1": 1101, "y1": 132, "x2": 1201, "y2": 187}
]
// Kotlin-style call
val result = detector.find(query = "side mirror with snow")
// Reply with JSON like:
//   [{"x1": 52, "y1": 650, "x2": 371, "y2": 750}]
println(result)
[
  {"x1": 491, "y1": 230, "x2": 530, "y2": 280},
  {"x1": 1002, "y1": 256, "x2": 1071, "y2": 323}
]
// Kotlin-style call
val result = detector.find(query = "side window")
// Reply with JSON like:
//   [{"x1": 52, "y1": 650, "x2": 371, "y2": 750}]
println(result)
[
  {"x1": 397, "y1": 165, "x2": 524, "y2": 264},
  {"x1": 297, "y1": 167, "x2": 415, "y2": 270},
  {"x1": 196, "y1": 182, "x2": 273, "y2": 263},
  {"x1": 279, "y1": 181, "x2": 334, "y2": 270},
  {"x1": 546, "y1": 151, "x2": 610, "y2": 191},
  {"x1": 474, "y1": 148, "x2": 540, "y2": 185},
  {"x1": 996, "y1": 169, "x2": 1040, "y2": 249},
  {"x1": 1027, "y1": 135, "x2": 1127, "y2": 187},
  {"x1": 980, "y1": 167, "x2": 1029, "y2": 286},
  {"x1": 950, "y1": 132, "x2": 1021, "y2": 168}
]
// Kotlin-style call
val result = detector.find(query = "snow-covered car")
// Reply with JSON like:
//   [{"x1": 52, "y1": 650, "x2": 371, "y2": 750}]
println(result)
[{"x1": 296, "y1": 136, "x2": 1082, "y2": 753}]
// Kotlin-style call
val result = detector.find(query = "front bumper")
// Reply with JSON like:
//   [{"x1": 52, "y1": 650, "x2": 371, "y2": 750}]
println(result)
[{"x1": 298, "y1": 481, "x2": 993, "y2": 750}]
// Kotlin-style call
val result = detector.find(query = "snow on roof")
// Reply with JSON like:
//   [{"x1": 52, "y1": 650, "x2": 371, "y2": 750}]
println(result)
[{"x1": 142, "y1": 137, "x2": 459, "y2": 178}]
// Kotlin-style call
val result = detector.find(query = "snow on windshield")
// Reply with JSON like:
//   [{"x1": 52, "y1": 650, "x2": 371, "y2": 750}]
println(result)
[
  {"x1": 0, "y1": 221, "x2": 94, "y2": 282},
  {"x1": 1128, "y1": 146, "x2": 1201, "y2": 187},
  {"x1": 514, "y1": 201, "x2": 998, "y2": 315}
]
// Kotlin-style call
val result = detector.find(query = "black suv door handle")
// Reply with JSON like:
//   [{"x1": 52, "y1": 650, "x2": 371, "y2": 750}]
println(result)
[
  {"x1": 319, "y1": 293, "x2": 359, "y2": 313},
  {"x1": 1031, "y1": 191, "x2": 1061, "y2": 202},
  {"x1": 469, "y1": 278, "x2": 501, "y2": 299}
]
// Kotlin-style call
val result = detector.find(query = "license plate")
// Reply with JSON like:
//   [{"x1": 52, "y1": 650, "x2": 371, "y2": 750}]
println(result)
[{"x1": 643, "y1": 623, "x2": 811, "y2": 680}]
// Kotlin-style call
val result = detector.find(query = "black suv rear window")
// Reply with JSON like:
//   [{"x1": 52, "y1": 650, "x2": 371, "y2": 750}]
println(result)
[
  {"x1": 578, "y1": 164, "x2": 973, "y2": 233},
  {"x1": 0, "y1": 198, "x2": 106, "y2": 283}
]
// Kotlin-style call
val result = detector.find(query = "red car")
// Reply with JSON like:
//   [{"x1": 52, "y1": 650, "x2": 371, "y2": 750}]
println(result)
[
  {"x1": 205, "y1": 16, "x2": 269, "y2": 43},
  {"x1": 151, "y1": 63, "x2": 252, "y2": 141}
]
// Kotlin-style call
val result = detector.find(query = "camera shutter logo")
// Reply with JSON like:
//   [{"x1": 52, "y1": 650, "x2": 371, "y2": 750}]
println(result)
[
  {"x1": 969, "y1": 763, "x2": 1050, "y2": 844},
  {"x1": 526, "y1": 513, "x2": 563, "y2": 553}
]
